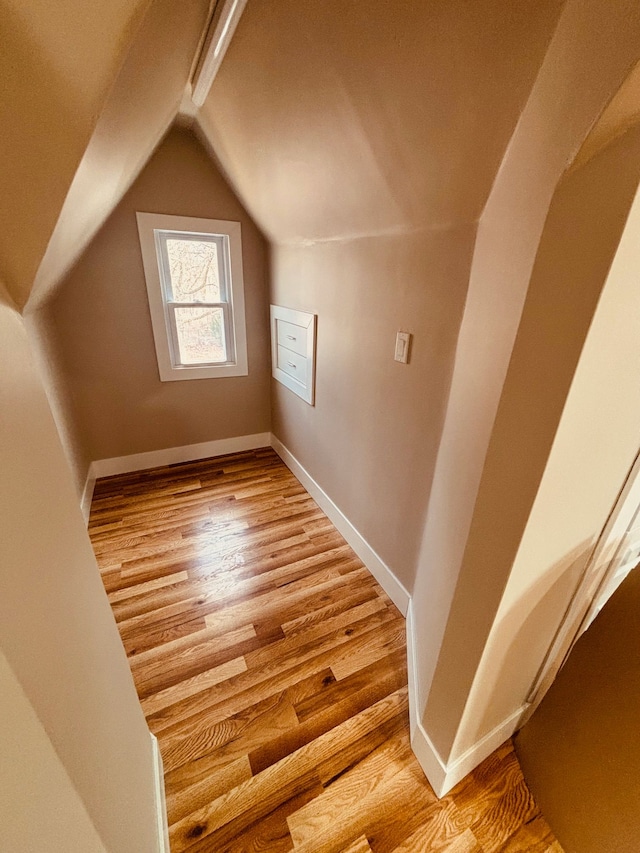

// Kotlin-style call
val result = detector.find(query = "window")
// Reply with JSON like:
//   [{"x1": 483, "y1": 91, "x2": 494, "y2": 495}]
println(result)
[{"x1": 136, "y1": 213, "x2": 248, "y2": 380}]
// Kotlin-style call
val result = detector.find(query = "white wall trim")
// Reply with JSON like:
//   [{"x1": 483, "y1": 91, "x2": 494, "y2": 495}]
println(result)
[
  {"x1": 443, "y1": 703, "x2": 529, "y2": 795},
  {"x1": 270, "y1": 434, "x2": 410, "y2": 616},
  {"x1": 406, "y1": 601, "x2": 527, "y2": 797},
  {"x1": 406, "y1": 601, "x2": 448, "y2": 794},
  {"x1": 136, "y1": 213, "x2": 249, "y2": 382},
  {"x1": 90, "y1": 433, "x2": 271, "y2": 481},
  {"x1": 150, "y1": 733, "x2": 170, "y2": 853},
  {"x1": 80, "y1": 468, "x2": 97, "y2": 525}
]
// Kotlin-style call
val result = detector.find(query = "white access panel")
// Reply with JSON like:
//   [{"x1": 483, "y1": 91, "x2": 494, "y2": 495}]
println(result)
[{"x1": 270, "y1": 305, "x2": 316, "y2": 404}]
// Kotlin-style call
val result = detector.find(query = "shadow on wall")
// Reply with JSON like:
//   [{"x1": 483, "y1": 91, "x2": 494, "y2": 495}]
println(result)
[
  {"x1": 0, "y1": 5, "x2": 89, "y2": 304},
  {"x1": 450, "y1": 541, "x2": 595, "y2": 760},
  {"x1": 422, "y1": 118, "x2": 640, "y2": 764},
  {"x1": 515, "y1": 562, "x2": 640, "y2": 853}
]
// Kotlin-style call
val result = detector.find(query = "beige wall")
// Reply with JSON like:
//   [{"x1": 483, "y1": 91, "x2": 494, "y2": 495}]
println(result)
[
  {"x1": 271, "y1": 227, "x2": 474, "y2": 588},
  {"x1": 516, "y1": 565, "x2": 640, "y2": 852},
  {"x1": 11, "y1": 0, "x2": 640, "y2": 814},
  {"x1": 0, "y1": 650, "x2": 107, "y2": 853},
  {"x1": 416, "y1": 0, "x2": 640, "y2": 768},
  {"x1": 199, "y1": 0, "x2": 562, "y2": 588},
  {"x1": 46, "y1": 127, "x2": 270, "y2": 471},
  {"x1": 0, "y1": 0, "x2": 151, "y2": 307},
  {"x1": 21, "y1": 0, "x2": 213, "y2": 496},
  {"x1": 196, "y1": 0, "x2": 640, "y2": 785},
  {"x1": 27, "y1": 0, "x2": 212, "y2": 311},
  {"x1": 24, "y1": 307, "x2": 92, "y2": 499},
  {"x1": 572, "y1": 58, "x2": 640, "y2": 172},
  {"x1": 441, "y1": 123, "x2": 640, "y2": 761},
  {"x1": 200, "y1": 0, "x2": 562, "y2": 243},
  {"x1": 0, "y1": 287, "x2": 159, "y2": 851}
]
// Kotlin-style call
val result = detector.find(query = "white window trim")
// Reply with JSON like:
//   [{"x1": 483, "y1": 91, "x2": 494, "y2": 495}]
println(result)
[{"x1": 136, "y1": 212, "x2": 248, "y2": 381}]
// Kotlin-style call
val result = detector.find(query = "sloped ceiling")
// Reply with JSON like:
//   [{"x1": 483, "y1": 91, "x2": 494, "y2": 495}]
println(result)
[
  {"x1": 27, "y1": 0, "x2": 212, "y2": 310},
  {"x1": 7, "y1": 0, "x2": 568, "y2": 309},
  {"x1": 197, "y1": 0, "x2": 565, "y2": 243},
  {"x1": 1, "y1": 0, "x2": 213, "y2": 311},
  {"x1": 570, "y1": 58, "x2": 640, "y2": 172},
  {"x1": 0, "y1": 0, "x2": 152, "y2": 307}
]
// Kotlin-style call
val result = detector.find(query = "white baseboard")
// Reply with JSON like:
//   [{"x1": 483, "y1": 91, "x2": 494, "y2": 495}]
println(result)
[
  {"x1": 406, "y1": 601, "x2": 448, "y2": 795},
  {"x1": 270, "y1": 434, "x2": 410, "y2": 616},
  {"x1": 89, "y1": 432, "x2": 271, "y2": 481},
  {"x1": 406, "y1": 601, "x2": 527, "y2": 797},
  {"x1": 443, "y1": 703, "x2": 529, "y2": 793},
  {"x1": 82, "y1": 432, "x2": 271, "y2": 525},
  {"x1": 151, "y1": 733, "x2": 170, "y2": 853},
  {"x1": 80, "y1": 468, "x2": 96, "y2": 525}
]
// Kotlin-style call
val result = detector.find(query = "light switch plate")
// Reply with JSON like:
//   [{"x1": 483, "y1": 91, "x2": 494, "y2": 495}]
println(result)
[{"x1": 394, "y1": 331, "x2": 411, "y2": 364}]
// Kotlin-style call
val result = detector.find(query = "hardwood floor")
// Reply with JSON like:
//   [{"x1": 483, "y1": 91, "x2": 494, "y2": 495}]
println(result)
[{"x1": 90, "y1": 448, "x2": 562, "y2": 853}]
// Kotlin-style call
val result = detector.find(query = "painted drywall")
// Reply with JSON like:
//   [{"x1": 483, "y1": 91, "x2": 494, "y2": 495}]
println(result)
[
  {"x1": 22, "y1": 0, "x2": 212, "y2": 495},
  {"x1": 198, "y1": 0, "x2": 562, "y2": 589},
  {"x1": 270, "y1": 228, "x2": 474, "y2": 589},
  {"x1": 415, "y1": 0, "x2": 640, "y2": 768},
  {"x1": 194, "y1": 0, "x2": 640, "y2": 785},
  {"x1": 0, "y1": 0, "x2": 151, "y2": 307},
  {"x1": 47, "y1": 127, "x2": 270, "y2": 470},
  {"x1": 11, "y1": 0, "x2": 640, "y2": 809},
  {"x1": 27, "y1": 0, "x2": 212, "y2": 311},
  {"x1": 572, "y1": 58, "x2": 640, "y2": 172},
  {"x1": 424, "y1": 114, "x2": 640, "y2": 763},
  {"x1": 449, "y1": 125, "x2": 640, "y2": 760},
  {"x1": 516, "y1": 565, "x2": 640, "y2": 853},
  {"x1": 200, "y1": 0, "x2": 562, "y2": 243},
  {"x1": 0, "y1": 287, "x2": 159, "y2": 852},
  {"x1": 0, "y1": 650, "x2": 107, "y2": 853},
  {"x1": 24, "y1": 307, "x2": 92, "y2": 499}
]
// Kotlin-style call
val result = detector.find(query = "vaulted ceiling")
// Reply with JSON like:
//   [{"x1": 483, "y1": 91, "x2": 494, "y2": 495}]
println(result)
[
  {"x1": 2, "y1": 0, "x2": 152, "y2": 307},
  {"x1": 198, "y1": 0, "x2": 564, "y2": 242},
  {"x1": 6, "y1": 0, "x2": 625, "y2": 313}
]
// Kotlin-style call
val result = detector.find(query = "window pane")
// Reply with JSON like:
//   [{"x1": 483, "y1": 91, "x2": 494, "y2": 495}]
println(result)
[
  {"x1": 174, "y1": 306, "x2": 227, "y2": 365},
  {"x1": 165, "y1": 238, "x2": 221, "y2": 302}
]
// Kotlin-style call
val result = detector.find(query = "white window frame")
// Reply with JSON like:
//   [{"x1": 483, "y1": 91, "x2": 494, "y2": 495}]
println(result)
[{"x1": 136, "y1": 212, "x2": 248, "y2": 381}]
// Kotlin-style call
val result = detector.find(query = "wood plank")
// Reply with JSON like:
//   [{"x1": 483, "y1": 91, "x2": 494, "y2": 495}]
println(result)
[
  {"x1": 129, "y1": 622, "x2": 256, "y2": 678},
  {"x1": 106, "y1": 570, "x2": 189, "y2": 603},
  {"x1": 89, "y1": 450, "x2": 563, "y2": 853},
  {"x1": 367, "y1": 795, "x2": 468, "y2": 853},
  {"x1": 167, "y1": 689, "x2": 408, "y2": 852},
  {"x1": 341, "y1": 837, "x2": 373, "y2": 853},
  {"x1": 289, "y1": 766, "x2": 427, "y2": 853},
  {"x1": 249, "y1": 652, "x2": 407, "y2": 777},
  {"x1": 286, "y1": 730, "x2": 414, "y2": 846},
  {"x1": 162, "y1": 668, "x2": 337, "y2": 802},
  {"x1": 140, "y1": 655, "x2": 247, "y2": 716},
  {"x1": 495, "y1": 814, "x2": 559, "y2": 852},
  {"x1": 165, "y1": 754, "x2": 252, "y2": 826},
  {"x1": 149, "y1": 609, "x2": 400, "y2": 737},
  {"x1": 187, "y1": 776, "x2": 324, "y2": 853},
  {"x1": 162, "y1": 689, "x2": 299, "y2": 777},
  {"x1": 453, "y1": 744, "x2": 539, "y2": 853}
]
